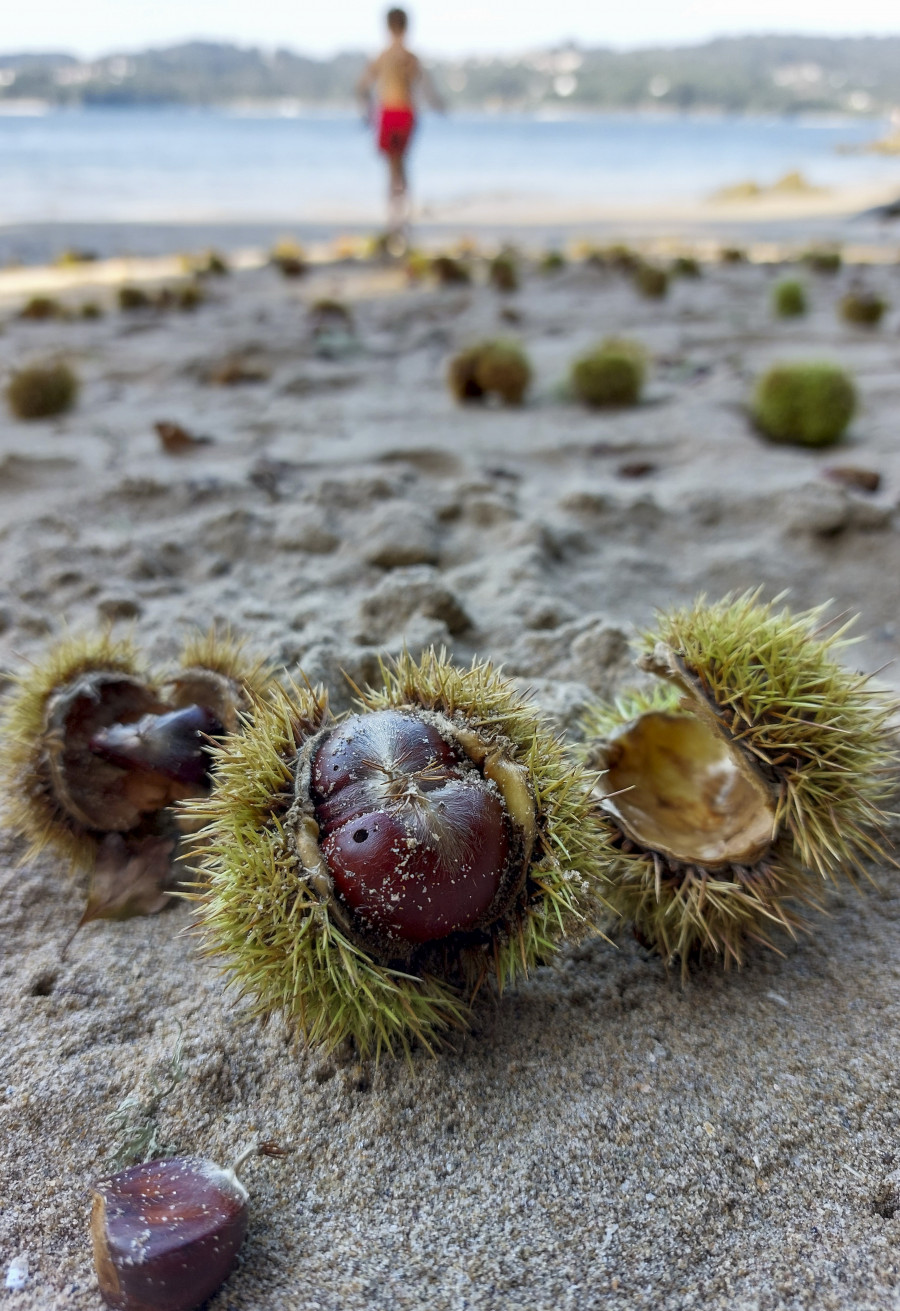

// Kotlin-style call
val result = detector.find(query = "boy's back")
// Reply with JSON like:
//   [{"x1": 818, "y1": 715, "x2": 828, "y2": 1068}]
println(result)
[{"x1": 370, "y1": 42, "x2": 421, "y2": 110}]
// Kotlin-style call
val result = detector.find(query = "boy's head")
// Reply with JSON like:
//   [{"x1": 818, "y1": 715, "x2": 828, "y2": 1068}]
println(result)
[{"x1": 386, "y1": 7, "x2": 408, "y2": 35}]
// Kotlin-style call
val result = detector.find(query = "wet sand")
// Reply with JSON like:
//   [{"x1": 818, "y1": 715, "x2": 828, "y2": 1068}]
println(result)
[{"x1": 1, "y1": 243, "x2": 899, "y2": 1309}]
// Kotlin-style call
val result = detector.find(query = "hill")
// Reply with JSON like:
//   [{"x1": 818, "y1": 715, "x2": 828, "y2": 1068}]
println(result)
[{"x1": 0, "y1": 34, "x2": 897, "y2": 115}]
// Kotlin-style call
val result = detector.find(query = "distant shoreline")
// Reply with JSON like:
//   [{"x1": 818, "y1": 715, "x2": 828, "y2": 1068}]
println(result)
[{"x1": 0, "y1": 101, "x2": 891, "y2": 130}]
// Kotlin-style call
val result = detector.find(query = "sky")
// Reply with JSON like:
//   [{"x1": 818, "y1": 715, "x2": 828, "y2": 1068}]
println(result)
[{"x1": 4, "y1": 0, "x2": 900, "y2": 59}]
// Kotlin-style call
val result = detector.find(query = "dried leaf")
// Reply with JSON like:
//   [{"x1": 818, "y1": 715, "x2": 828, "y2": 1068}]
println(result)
[
  {"x1": 78, "y1": 833, "x2": 176, "y2": 930},
  {"x1": 823, "y1": 465, "x2": 881, "y2": 494},
  {"x1": 154, "y1": 421, "x2": 213, "y2": 454},
  {"x1": 617, "y1": 460, "x2": 657, "y2": 478}
]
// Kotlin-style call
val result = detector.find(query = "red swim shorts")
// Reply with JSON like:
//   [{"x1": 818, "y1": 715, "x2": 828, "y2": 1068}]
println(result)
[{"x1": 378, "y1": 107, "x2": 416, "y2": 155}]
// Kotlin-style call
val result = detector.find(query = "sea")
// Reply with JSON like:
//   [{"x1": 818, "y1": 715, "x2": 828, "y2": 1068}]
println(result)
[{"x1": 0, "y1": 106, "x2": 898, "y2": 250}]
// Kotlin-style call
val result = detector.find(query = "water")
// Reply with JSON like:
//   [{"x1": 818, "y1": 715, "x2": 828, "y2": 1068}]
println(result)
[{"x1": 0, "y1": 107, "x2": 898, "y2": 225}]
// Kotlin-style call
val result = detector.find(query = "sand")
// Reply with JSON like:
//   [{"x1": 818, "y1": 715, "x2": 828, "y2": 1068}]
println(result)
[{"x1": 1, "y1": 241, "x2": 899, "y2": 1310}]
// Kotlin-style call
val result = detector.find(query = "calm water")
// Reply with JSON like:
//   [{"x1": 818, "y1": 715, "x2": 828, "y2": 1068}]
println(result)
[{"x1": 0, "y1": 107, "x2": 898, "y2": 224}]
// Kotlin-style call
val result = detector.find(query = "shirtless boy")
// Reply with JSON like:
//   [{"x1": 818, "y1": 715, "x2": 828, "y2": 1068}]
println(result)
[{"x1": 357, "y1": 8, "x2": 442, "y2": 251}]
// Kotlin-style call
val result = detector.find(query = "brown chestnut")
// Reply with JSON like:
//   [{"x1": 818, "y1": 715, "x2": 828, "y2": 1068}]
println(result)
[
  {"x1": 309, "y1": 710, "x2": 511, "y2": 944},
  {"x1": 91, "y1": 1156, "x2": 248, "y2": 1311},
  {"x1": 89, "y1": 704, "x2": 225, "y2": 788}
]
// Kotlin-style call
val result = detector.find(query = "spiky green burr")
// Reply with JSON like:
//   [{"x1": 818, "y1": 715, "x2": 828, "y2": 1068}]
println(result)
[
  {"x1": 6, "y1": 362, "x2": 78, "y2": 420},
  {"x1": 0, "y1": 632, "x2": 156, "y2": 873},
  {"x1": 188, "y1": 650, "x2": 613, "y2": 1058},
  {"x1": 0, "y1": 628, "x2": 274, "y2": 877},
  {"x1": 580, "y1": 592, "x2": 896, "y2": 970},
  {"x1": 570, "y1": 338, "x2": 647, "y2": 408},
  {"x1": 751, "y1": 362, "x2": 856, "y2": 447}
]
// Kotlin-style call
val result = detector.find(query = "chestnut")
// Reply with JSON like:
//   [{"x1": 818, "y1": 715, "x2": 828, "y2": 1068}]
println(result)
[
  {"x1": 310, "y1": 711, "x2": 511, "y2": 943},
  {"x1": 189, "y1": 650, "x2": 614, "y2": 1056},
  {"x1": 91, "y1": 1154, "x2": 253, "y2": 1311},
  {"x1": 90, "y1": 704, "x2": 226, "y2": 788},
  {"x1": 0, "y1": 629, "x2": 273, "y2": 880}
]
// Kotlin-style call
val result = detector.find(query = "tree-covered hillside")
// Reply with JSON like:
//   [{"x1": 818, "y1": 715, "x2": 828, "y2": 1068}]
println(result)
[{"x1": 0, "y1": 35, "x2": 897, "y2": 115}]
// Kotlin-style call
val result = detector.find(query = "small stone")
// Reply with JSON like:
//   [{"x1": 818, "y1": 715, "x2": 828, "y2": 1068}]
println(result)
[
  {"x1": 97, "y1": 595, "x2": 143, "y2": 622},
  {"x1": 5, "y1": 1255, "x2": 28, "y2": 1291},
  {"x1": 785, "y1": 485, "x2": 849, "y2": 538},
  {"x1": 522, "y1": 598, "x2": 577, "y2": 631},
  {"x1": 293, "y1": 643, "x2": 383, "y2": 713},
  {"x1": 511, "y1": 677, "x2": 596, "y2": 738},
  {"x1": 357, "y1": 567, "x2": 471, "y2": 641},
  {"x1": 274, "y1": 512, "x2": 340, "y2": 554},
  {"x1": 462, "y1": 495, "x2": 518, "y2": 527},
  {"x1": 363, "y1": 505, "x2": 439, "y2": 569},
  {"x1": 874, "y1": 1169, "x2": 900, "y2": 1219},
  {"x1": 617, "y1": 461, "x2": 657, "y2": 479},
  {"x1": 570, "y1": 622, "x2": 632, "y2": 696}
]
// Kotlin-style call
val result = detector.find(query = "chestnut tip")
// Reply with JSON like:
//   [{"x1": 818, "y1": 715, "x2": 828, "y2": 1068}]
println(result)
[{"x1": 89, "y1": 704, "x2": 225, "y2": 788}]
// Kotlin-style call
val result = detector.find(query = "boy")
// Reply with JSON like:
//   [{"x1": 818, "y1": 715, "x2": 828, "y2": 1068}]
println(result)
[{"x1": 357, "y1": 8, "x2": 442, "y2": 252}]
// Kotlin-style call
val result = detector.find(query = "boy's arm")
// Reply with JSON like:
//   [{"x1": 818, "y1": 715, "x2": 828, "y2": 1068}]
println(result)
[
  {"x1": 415, "y1": 57, "x2": 446, "y2": 113},
  {"x1": 356, "y1": 55, "x2": 379, "y2": 113}
]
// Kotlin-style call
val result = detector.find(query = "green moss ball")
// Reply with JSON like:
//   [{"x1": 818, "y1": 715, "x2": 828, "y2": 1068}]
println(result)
[
  {"x1": 447, "y1": 346, "x2": 484, "y2": 401},
  {"x1": 540, "y1": 250, "x2": 566, "y2": 274},
  {"x1": 570, "y1": 339, "x2": 647, "y2": 408},
  {"x1": 804, "y1": 249, "x2": 842, "y2": 274},
  {"x1": 840, "y1": 291, "x2": 886, "y2": 326},
  {"x1": 773, "y1": 279, "x2": 808, "y2": 318},
  {"x1": 473, "y1": 340, "x2": 532, "y2": 405},
  {"x1": 752, "y1": 363, "x2": 856, "y2": 447},
  {"x1": 6, "y1": 362, "x2": 79, "y2": 420},
  {"x1": 118, "y1": 285, "x2": 152, "y2": 312},
  {"x1": 432, "y1": 255, "x2": 471, "y2": 286},
  {"x1": 633, "y1": 263, "x2": 669, "y2": 299},
  {"x1": 672, "y1": 256, "x2": 702, "y2": 279},
  {"x1": 489, "y1": 253, "x2": 519, "y2": 293},
  {"x1": 19, "y1": 296, "x2": 65, "y2": 321},
  {"x1": 448, "y1": 340, "x2": 532, "y2": 406}
]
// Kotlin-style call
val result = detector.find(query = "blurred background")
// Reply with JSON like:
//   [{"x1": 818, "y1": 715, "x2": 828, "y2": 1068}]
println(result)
[{"x1": 1, "y1": 0, "x2": 900, "y2": 260}]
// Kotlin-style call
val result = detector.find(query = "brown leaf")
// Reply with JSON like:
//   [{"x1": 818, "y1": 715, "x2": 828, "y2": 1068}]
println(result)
[
  {"x1": 823, "y1": 465, "x2": 881, "y2": 494},
  {"x1": 78, "y1": 833, "x2": 177, "y2": 931},
  {"x1": 154, "y1": 421, "x2": 213, "y2": 454},
  {"x1": 617, "y1": 460, "x2": 657, "y2": 479},
  {"x1": 208, "y1": 358, "x2": 270, "y2": 386}
]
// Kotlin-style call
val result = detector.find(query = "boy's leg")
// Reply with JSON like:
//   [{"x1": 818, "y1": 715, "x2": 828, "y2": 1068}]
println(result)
[{"x1": 387, "y1": 151, "x2": 409, "y2": 251}]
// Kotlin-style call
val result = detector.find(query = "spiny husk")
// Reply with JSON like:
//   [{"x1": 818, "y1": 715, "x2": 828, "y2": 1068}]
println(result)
[
  {"x1": 0, "y1": 631, "x2": 153, "y2": 872},
  {"x1": 189, "y1": 651, "x2": 613, "y2": 1058},
  {"x1": 581, "y1": 685, "x2": 825, "y2": 970},
  {"x1": 177, "y1": 627, "x2": 273, "y2": 690},
  {"x1": 171, "y1": 627, "x2": 277, "y2": 727},
  {"x1": 186, "y1": 682, "x2": 466, "y2": 1059},
  {"x1": 581, "y1": 592, "x2": 898, "y2": 970},
  {"x1": 643, "y1": 592, "x2": 897, "y2": 883}
]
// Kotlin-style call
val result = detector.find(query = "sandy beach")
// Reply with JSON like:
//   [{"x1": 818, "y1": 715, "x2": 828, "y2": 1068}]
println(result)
[{"x1": 1, "y1": 232, "x2": 900, "y2": 1310}]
